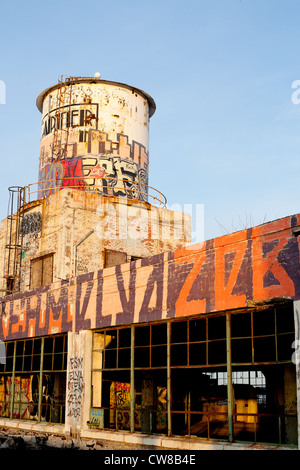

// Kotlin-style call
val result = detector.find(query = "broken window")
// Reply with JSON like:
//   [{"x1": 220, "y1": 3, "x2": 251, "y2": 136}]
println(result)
[
  {"x1": 5, "y1": 277, "x2": 14, "y2": 296},
  {"x1": 0, "y1": 335, "x2": 67, "y2": 424},
  {"x1": 30, "y1": 253, "x2": 53, "y2": 289},
  {"x1": 130, "y1": 256, "x2": 142, "y2": 262},
  {"x1": 91, "y1": 303, "x2": 297, "y2": 446}
]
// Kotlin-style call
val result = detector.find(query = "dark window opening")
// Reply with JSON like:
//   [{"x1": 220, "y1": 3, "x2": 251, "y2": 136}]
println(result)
[
  {"x1": 6, "y1": 277, "x2": 14, "y2": 296},
  {"x1": 104, "y1": 249, "x2": 127, "y2": 269},
  {"x1": 91, "y1": 304, "x2": 297, "y2": 446},
  {"x1": 0, "y1": 335, "x2": 67, "y2": 424},
  {"x1": 30, "y1": 254, "x2": 54, "y2": 289},
  {"x1": 130, "y1": 256, "x2": 142, "y2": 262}
]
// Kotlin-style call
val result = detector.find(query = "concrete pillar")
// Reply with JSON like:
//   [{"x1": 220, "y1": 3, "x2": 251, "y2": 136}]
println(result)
[
  {"x1": 283, "y1": 364, "x2": 297, "y2": 445},
  {"x1": 91, "y1": 332, "x2": 104, "y2": 408},
  {"x1": 65, "y1": 330, "x2": 92, "y2": 438}
]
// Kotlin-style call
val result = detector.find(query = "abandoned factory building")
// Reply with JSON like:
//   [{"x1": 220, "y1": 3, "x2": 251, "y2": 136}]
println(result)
[{"x1": 0, "y1": 75, "x2": 299, "y2": 450}]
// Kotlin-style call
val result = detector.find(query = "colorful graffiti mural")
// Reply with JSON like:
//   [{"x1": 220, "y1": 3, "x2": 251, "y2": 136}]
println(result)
[
  {"x1": 0, "y1": 374, "x2": 60, "y2": 421},
  {"x1": 39, "y1": 130, "x2": 149, "y2": 190},
  {"x1": 0, "y1": 214, "x2": 300, "y2": 341},
  {"x1": 157, "y1": 386, "x2": 167, "y2": 430},
  {"x1": 38, "y1": 154, "x2": 148, "y2": 201},
  {"x1": 108, "y1": 382, "x2": 167, "y2": 431},
  {"x1": 109, "y1": 382, "x2": 138, "y2": 430},
  {"x1": 0, "y1": 376, "x2": 32, "y2": 419}
]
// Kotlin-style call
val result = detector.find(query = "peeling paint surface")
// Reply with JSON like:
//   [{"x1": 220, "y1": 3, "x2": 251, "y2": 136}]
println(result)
[
  {"x1": 38, "y1": 81, "x2": 152, "y2": 203},
  {"x1": 0, "y1": 213, "x2": 299, "y2": 341}
]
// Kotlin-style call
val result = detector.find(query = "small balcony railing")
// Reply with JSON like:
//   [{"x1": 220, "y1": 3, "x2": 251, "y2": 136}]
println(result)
[{"x1": 23, "y1": 177, "x2": 167, "y2": 208}]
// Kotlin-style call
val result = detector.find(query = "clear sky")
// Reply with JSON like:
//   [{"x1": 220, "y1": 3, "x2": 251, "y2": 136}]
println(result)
[{"x1": 0, "y1": 0, "x2": 300, "y2": 242}]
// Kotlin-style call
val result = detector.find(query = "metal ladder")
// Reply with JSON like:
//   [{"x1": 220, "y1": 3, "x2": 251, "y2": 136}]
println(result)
[{"x1": 4, "y1": 186, "x2": 25, "y2": 295}]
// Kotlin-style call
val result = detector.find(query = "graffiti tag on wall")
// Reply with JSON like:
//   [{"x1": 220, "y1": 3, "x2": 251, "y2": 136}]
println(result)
[
  {"x1": 67, "y1": 356, "x2": 84, "y2": 419},
  {"x1": 110, "y1": 382, "x2": 140, "y2": 429},
  {"x1": 41, "y1": 104, "x2": 99, "y2": 138},
  {"x1": 38, "y1": 154, "x2": 148, "y2": 202},
  {"x1": 0, "y1": 214, "x2": 300, "y2": 341},
  {"x1": 39, "y1": 129, "x2": 149, "y2": 178},
  {"x1": 22, "y1": 212, "x2": 42, "y2": 237},
  {"x1": 0, "y1": 376, "x2": 32, "y2": 419}
]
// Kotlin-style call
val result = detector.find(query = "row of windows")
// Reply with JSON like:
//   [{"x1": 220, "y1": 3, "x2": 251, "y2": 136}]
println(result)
[
  {"x1": 96, "y1": 335, "x2": 294, "y2": 369},
  {"x1": 0, "y1": 335, "x2": 68, "y2": 373},
  {"x1": 93, "y1": 307, "x2": 295, "y2": 370},
  {"x1": 98, "y1": 307, "x2": 294, "y2": 350},
  {"x1": 28, "y1": 249, "x2": 141, "y2": 291}
]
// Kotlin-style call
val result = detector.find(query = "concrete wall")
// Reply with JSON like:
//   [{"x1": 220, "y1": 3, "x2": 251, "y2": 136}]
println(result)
[
  {"x1": 37, "y1": 80, "x2": 155, "y2": 203},
  {"x1": 66, "y1": 330, "x2": 92, "y2": 437},
  {"x1": 38, "y1": 80, "x2": 152, "y2": 170},
  {"x1": 0, "y1": 188, "x2": 191, "y2": 294},
  {"x1": 0, "y1": 213, "x2": 299, "y2": 342}
]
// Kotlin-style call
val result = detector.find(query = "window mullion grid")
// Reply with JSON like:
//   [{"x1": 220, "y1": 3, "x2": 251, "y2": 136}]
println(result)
[
  {"x1": 9, "y1": 341, "x2": 17, "y2": 419},
  {"x1": 37, "y1": 337, "x2": 44, "y2": 422}
]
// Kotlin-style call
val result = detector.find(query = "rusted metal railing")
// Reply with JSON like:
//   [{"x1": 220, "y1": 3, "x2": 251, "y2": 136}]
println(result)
[{"x1": 23, "y1": 177, "x2": 167, "y2": 208}]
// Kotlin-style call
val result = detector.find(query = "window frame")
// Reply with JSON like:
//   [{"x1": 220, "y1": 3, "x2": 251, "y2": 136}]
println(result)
[{"x1": 30, "y1": 253, "x2": 54, "y2": 289}]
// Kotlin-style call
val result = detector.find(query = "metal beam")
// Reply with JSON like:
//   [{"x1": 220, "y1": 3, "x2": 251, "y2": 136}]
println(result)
[
  {"x1": 226, "y1": 313, "x2": 234, "y2": 442},
  {"x1": 38, "y1": 338, "x2": 44, "y2": 422},
  {"x1": 9, "y1": 341, "x2": 16, "y2": 419},
  {"x1": 167, "y1": 322, "x2": 171, "y2": 437},
  {"x1": 130, "y1": 325, "x2": 135, "y2": 433}
]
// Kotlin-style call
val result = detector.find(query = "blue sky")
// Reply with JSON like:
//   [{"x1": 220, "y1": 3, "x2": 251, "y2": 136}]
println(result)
[{"x1": 0, "y1": 0, "x2": 300, "y2": 242}]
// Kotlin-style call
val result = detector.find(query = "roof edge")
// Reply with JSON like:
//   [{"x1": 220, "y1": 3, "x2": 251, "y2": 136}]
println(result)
[{"x1": 36, "y1": 78, "x2": 156, "y2": 117}]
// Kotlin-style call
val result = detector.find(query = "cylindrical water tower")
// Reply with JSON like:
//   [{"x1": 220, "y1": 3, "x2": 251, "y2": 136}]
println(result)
[{"x1": 36, "y1": 74, "x2": 158, "y2": 202}]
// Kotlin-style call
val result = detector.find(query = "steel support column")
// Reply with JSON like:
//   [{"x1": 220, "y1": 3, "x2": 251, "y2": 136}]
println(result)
[
  {"x1": 9, "y1": 341, "x2": 16, "y2": 419},
  {"x1": 226, "y1": 314, "x2": 234, "y2": 441},
  {"x1": 38, "y1": 338, "x2": 44, "y2": 422},
  {"x1": 130, "y1": 326, "x2": 135, "y2": 433},
  {"x1": 167, "y1": 322, "x2": 171, "y2": 436}
]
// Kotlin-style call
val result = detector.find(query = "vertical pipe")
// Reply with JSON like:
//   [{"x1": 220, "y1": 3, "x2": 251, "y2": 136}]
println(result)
[
  {"x1": 226, "y1": 314, "x2": 234, "y2": 442},
  {"x1": 278, "y1": 416, "x2": 282, "y2": 444},
  {"x1": 184, "y1": 393, "x2": 188, "y2": 427},
  {"x1": 90, "y1": 333, "x2": 94, "y2": 415},
  {"x1": 38, "y1": 338, "x2": 44, "y2": 422},
  {"x1": 6, "y1": 194, "x2": 14, "y2": 292},
  {"x1": 130, "y1": 326, "x2": 135, "y2": 433},
  {"x1": 167, "y1": 322, "x2": 171, "y2": 436},
  {"x1": 9, "y1": 341, "x2": 16, "y2": 419},
  {"x1": 188, "y1": 390, "x2": 191, "y2": 436},
  {"x1": 74, "y1": 230, "x2": 94, "y2": 277},
  {"x1": 18, "y1": 188, "x2": 25, "y2": 291}
]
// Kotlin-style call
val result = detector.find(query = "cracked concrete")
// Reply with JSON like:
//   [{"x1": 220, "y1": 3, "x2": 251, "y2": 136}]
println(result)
[{"x1": 0, "y1": 427, "x2": 162, "y2": 451}]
